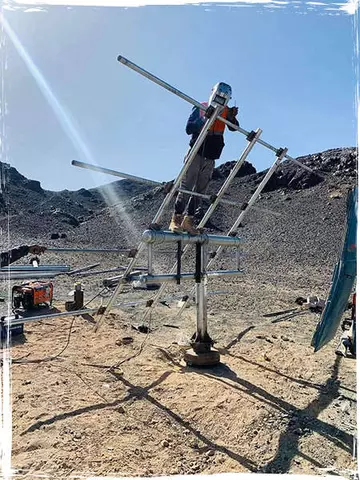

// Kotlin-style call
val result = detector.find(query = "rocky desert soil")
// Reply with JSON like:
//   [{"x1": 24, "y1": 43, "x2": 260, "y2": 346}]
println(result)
[{"x1": 0, "y1": 147, "x2": 358, "y2": 479}]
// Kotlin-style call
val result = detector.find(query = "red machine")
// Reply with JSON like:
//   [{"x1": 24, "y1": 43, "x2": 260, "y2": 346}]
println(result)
[{"x1": 12, "y1": 281, "x2": 54, "y2": 310}]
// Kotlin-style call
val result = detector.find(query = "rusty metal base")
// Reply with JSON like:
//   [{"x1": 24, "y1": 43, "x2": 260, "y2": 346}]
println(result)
[{"x1": 184, "y1": 348, "x2": 220, "y2": 367}]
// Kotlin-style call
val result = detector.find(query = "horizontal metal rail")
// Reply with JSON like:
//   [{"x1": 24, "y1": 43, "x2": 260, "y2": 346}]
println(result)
[
  {"x1": 127, "y1": 270, "x2": 243, "y2": 284},
  {"x1": 0, "y1": 272, "x2": 65, "y2": 280},
  {"x1": 72, "y1": 160, "x2": 160, "y2": 187},
  {"x1": 2, "y1": 308, "x2": 99, "y2": 326},
  {"x1": 72, "y1": 266, "x2": 146, "y2": 278},
  {"x1": 46, "y1": 247, "x2": 131, "y2": 254},
  {"x1": 142, "y1": 230, "x2": 242, "y2": 247},
  {"x1": 0, "y1": 265, "x2": 70, "y2": 272},
  {"x1": 117, "y1": 54, "x2": 316, "y2": 174}
]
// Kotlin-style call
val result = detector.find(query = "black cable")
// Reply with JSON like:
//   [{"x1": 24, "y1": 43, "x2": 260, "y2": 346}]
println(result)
[{"x1": 10, "y1": 315, "x2": 77, "y2": 364}]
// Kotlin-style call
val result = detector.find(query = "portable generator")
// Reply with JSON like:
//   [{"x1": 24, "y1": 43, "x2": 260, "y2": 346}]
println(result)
[{"x1": 12, "y1": 281, "x2": 54, "y2": 311}]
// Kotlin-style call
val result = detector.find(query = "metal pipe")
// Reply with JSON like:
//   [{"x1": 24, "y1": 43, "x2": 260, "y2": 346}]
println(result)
[
  {"x1": 96, "y1": 105, "x2": 225, "y2": 327},
  {"x1": 126, "y1": 270, "x2": 243, "y2": 284},
  {"x1": 46, "y1": 247, "x2": 130, "y2": 254},
  {"x1": 117, "y1": 54, "x2": 315, "y2": 174},
  {"x1": 68, "y1": 263, "x2": 100, "y2": 275},
  {"x1": 0, "y1": 265, "x2": 70, "y2": 271},
  {"x1": 147, "y1": 244, "x2": 153, "y2": 276},
  {"x1": 71, "y1": 160, "x2": 160, "y2": 187},
  {"x1": 139, "y1": 133, "x2": 259, "y2": 324},
  {"x1": 0, "y1": 272, "x2": 64, "y2": 281},
  {"x1": 3, "y1": 308, "x2": 99, "y2": 327},
  {"x1": 196, "y1": 243, "x2": 207, "y2": 340},
  {"x1": 142, "y1": 230, "x2": 242, "y2": 247},
  {"x1": 71, "y1": 267, "x2": 132, "y2": 278}
]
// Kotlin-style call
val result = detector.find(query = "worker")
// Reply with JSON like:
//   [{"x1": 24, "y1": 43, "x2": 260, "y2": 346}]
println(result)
[
  {"x1": 0, "y1": 245, "x2": 46, "y2": 268},
  {"x1": 169, "y1": 101, "x2": 239, "y2": 235}
]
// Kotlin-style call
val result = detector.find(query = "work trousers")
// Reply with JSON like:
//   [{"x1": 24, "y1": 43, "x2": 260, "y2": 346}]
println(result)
[{"x1": 174, "y1": 152, "x2": 215, "y2": 216}]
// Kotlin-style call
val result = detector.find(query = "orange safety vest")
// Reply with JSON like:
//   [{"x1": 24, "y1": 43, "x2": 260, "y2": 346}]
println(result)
[{"x1": 200, "y1": 102, "x2": 228, "y2": 134}]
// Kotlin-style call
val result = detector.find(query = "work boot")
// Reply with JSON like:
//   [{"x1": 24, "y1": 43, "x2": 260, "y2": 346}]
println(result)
[
  {"x1": 169, "y1": 214, "x2": 185, "y2": 233},
  {"x1": 181, "y1": 215, "x2": 200, "y2": 235}
]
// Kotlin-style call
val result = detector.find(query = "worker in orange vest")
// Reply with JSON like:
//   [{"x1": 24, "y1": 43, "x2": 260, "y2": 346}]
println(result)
[{"x1": 169, "y1": 102, "x2": 239, "y2": 235}]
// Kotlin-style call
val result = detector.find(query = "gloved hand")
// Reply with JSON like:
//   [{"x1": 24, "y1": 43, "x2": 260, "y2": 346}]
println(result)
[
  {"x1": 228, "y1": 106, "x2": 239, "y2": 118},
  {"x1": 29, "y1": 245, "x2": 46, "y2": 255}
]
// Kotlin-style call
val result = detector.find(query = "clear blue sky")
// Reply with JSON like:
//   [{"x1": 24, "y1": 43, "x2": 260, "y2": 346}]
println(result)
[{"x1": 3, "y1": 3, "x2": 357, "y2": 191}]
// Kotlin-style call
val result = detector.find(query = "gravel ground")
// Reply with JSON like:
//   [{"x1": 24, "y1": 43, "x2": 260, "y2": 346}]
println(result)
[{"x1": 0, "y1": 147, "x2": 357, "y2": 478}]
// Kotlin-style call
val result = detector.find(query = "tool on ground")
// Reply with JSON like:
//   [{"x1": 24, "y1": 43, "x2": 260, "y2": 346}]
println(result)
[
  {"x1": 65, "y1": 283, "x2": 84, "y2": 311},
  {"x1": 30, "y1": 256, "x2": 40, "y2": 267},
  {"x1": 12, "y1": 281, "x2": 53, "y2": 311},
  {"x1": 335, "y1": 292, "x2": 356, "y2": 358},
  {"x1": 264, "y1": 296, "x2": 326, "y2": 320}
]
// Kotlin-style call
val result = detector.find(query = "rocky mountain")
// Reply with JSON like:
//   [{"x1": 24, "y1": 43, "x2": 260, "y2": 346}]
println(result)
[{"x1": 0, "y1": 147, "x2": 356, "y2": 282}]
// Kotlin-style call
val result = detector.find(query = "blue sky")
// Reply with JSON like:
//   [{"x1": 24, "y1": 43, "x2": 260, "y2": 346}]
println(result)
[{"x1": 2, "y1": 3, "x2": 357, "y2": 191}]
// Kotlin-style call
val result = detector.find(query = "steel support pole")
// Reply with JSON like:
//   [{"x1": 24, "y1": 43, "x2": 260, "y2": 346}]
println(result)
[
  {"x1": 94, "y1": 105, "x2": 225, "y2": 331},
  {"x1": 147, "y1": 244, "x2": 153, "y2": 276},
  {"x1": 117, "y1": 55, "x2": 315, "y2": 174},
  {"x1": 195, "y1": 243, "x2": 208, "y2": 342},
  {"x1": 140, "y1": 132, "x2": 260, "y2": 324}
]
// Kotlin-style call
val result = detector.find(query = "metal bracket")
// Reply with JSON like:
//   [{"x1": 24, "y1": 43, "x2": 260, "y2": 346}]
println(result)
[
  {"x1": 276, "y1": 147, "x2": 286, "y2": 158},
  {"x1": 246, "y1": 130, "x2": 257, "y2": 142}
]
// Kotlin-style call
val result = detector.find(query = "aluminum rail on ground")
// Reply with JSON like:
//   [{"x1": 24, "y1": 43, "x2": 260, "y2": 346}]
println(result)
[
  {"x1": 117, "y1": 55, "x2": 315, "y2": 174},
  {"x1": 3, "y1": 308, "x2": 100, "y2": 327},
  {"x1": 139, "y1": 131, "x2": 261, "y2": 323},
  {"x1": 0, "y1": 265, "x2": 70, "y2": 272},
  {"x1": 0, "y1": 272, "x2": 66, "y2": 280},
  {"x1": 175, "y1": 148, "x2": 289, "y2": 319},
  {"x1": 93, "y1": 105, "x2": 225, "y2": 331},
  {"x1": 46, "y1": 247, "x2": 131, "y2": 254}
]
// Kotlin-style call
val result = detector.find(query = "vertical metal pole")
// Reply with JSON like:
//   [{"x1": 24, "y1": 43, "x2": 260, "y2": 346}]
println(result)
[
  {"x1": 95, "y1": 105, "x2": 224, "y2": 331},
  {"x1": 195, "y1": 242, "x2": 207, "y2": 341},
  {"x1": 236, "y1": 246, "x2": 241, "y2": 271},
  {"x1": 176, "y1": 241, "x2": 182, "y2": 285},
  {"x1": 200, "y1": 243, "x2": 208, "y2": 340},
  {"x1": 140, "y1": 130, "x2": 261, "y2": 324},
  {"x1": 147, "y1": 244, "x2": 153, "y2": 276}
]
